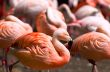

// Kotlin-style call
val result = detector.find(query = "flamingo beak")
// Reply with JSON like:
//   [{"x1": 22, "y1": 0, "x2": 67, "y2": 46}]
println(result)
[{"x1": 67, "y1": 39, "x2": 73, "y2": 50}]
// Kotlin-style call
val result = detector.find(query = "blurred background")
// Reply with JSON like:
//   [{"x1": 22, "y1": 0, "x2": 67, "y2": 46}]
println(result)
[{"x1": 0, "y1": 0, "x2": 110, "y2": 72}]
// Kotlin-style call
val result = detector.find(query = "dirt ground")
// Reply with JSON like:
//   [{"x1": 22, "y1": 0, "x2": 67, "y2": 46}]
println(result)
[{"x1": 1, "y1": 56, "x2": 110, "y2": 72}]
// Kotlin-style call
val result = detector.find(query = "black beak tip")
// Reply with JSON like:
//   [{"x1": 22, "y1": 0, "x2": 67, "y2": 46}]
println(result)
[{"x1": 67, "y1": 40, "x2": 73, "y2": 50}]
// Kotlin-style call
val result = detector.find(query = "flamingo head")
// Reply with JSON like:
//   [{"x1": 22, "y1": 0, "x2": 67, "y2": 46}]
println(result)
[
  {"x1": 53, "y1": 28, "x2": 72, "y2": 42},
  {"x1": 58, "y1": 4, "x2": 76, "y2": 23},
  {"x1": 67, "y1": 23, "x2": 82, "y2": 39},
  {"x1": 46, "y1": 7, "x2": 66, "y2": 29}
]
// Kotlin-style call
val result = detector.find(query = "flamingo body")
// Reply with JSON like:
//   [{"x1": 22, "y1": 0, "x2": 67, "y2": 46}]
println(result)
[
  {"x1": 70, "y1": 32, "x2": 110, "y2": 61},
  {"x1": 36, "y1": 7, "x2": 67, "y2": 36},
  {"x1": 12, "y1": 28, "x2": 71, "y2": 70},
  {"x1": 75, "y1": 5, "x2": 104, "y2": 19},
  {"x1": 0, "y1": 15, "x2": 32, "y2": 48},
  {"x1": 67, "y1": 16, "x2": 110, "y2": 39},
  {"x1": 0, "y1": 20, "x2": 28, "y2": 48}
]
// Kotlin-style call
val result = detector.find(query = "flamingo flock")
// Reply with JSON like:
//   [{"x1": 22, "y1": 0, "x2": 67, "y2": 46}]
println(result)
[{"x1": 1, "y1": 0, "x2": 110, "y2": 72}]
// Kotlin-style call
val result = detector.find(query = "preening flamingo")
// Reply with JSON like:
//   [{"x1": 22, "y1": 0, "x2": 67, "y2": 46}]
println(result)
[
  {"x1": 10, "y1": 0, "x2": 58, "y2": 31},
  {"x1": 36, "y1": 7, "x2": 68, "y2": 36},
  {"x1": 11, "y1": 28, "x2": 72, "y2": 70},
  {"x1": 67, "y1": 16, "x2": 110, "y2": 39},
  {"x1": 70, "y1": 32, "x2": 110, "y2": 72},
  {"x1": 10, "y1": 0, "x2": 50, "y2": 31},
  {"x1": 75, "y1": 5, "x2": 104, "y2": 19},
  {"x1": 58, "y1": 4, "x2": 76, "y2": 23}
]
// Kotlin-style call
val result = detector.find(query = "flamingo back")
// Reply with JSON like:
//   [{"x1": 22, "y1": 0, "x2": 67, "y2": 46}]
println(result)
[
  {"x1": 71, "y1": 32, "x2": 110, "y2": 61},
  {"x1": 0, "y1": 20, "x2": 28, "y2": 48},
  {"x1": 12, "y1": 32, "x2": 69, "y2": 69}
]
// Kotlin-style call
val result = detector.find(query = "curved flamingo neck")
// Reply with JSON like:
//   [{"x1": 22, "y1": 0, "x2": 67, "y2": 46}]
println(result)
[
  {"x1": 59, "y1": 4, "x2": 76, "y2": 23},
  {"x1": 51, "y1": 33, "x2": 70, "y2": 66},
  {"x1": 46, "y1": 7, "x2": 67, "y2": 29}
]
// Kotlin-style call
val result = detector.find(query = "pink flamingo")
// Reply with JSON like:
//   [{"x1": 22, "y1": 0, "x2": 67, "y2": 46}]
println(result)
[
  {"x1": 5, "y1": 15, "x2": 33, "y2": 33},
  {"x1": 0, "y1": 17, "x2": 32, "y2": 48},
  {"x1": 9, "y1": 0, "x2": 58, "y2": 31},
  {"x1": 36, "y1": 7, "x2": 68, "y2": 36},
  {"x1": 0, "y1": 15, "x2": 32, "y2": 72},
  {"x1": 67, "y1": 16, "x2": 110, "y2": 39},
  {"x1": 11, "y1": 28, "x2": 72, "y2": 70},
  {"x1": 69, "y1": 32, "x2": 110, "y2": 72}
]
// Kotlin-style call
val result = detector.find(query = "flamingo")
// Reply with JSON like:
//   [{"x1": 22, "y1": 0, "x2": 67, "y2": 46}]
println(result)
[
  {"x1": 86, "y1": 0, "x2": 110, "y2": 20},
  {"x1": 0, "y1": 17, "x2": 32, "y2": 49},
  {"x1": 36, "y1": 7, "x2": 68, "y2": 36},
  {"x1": 67, "y1": 16, "x2": 110, "y2": 39},
  {"x1": 86, "y1": 0, "x2": 110, "y2": 8},
  {"x1": 9, "y1": 0, "x2": 58, "y2": 9},
  {"x1": 75, "y1": 5, "x2": 104, "y2": 19},
  {"x1": 9, "y1": 0, "x2": 23, "y2": 7},
  {"x1": 69, "y1": 32, "x2": 110, "y2": 72},
  {"x1": 11, "y1": 28, "x2": 72, "y2": 70},
  {"x1": 58, "y1": 4, "x2": 76, "y2": 23},
  {"x1": 10, "y1": 0, "x2": 58, "y2": 31},
  {"x1": 48, "y1": 0, "x2": 58, "y2": 9},
  {"x1": 0, "y1": 16, "x2": 32, "y2": 72},
  {"x1": 10, "y1": 0, "x2": 50, "y2": 31},
  {"x1": 69, "y1": 0, "x2": 79, "y2": 8},
  {"x1": 68, "y1": 0, "x2": 89, "y2": 13}
]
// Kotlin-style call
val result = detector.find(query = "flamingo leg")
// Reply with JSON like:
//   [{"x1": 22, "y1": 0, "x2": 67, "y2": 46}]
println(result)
[
  {"x1": 88, "y1": 59, "x2": 99, "y2": 72},
  {"x1": 2, "y1": 48, "x2": 9, "y2": 72},
  {"x1": 8, "y1": 60, "x2": 20, "y2": 72}
]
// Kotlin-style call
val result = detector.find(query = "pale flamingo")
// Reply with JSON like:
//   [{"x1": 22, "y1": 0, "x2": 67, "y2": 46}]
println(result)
[
  {"x1": 10, "y1": 0, "x2": 50, "y2": 31},
  {"x1": 75, "y1": 5, "x2": 104, "y2": 19},
  {"x1": 67, "y1": 16, "x2": 110, "y2": 39},
  {"x1": 69, "y1": 0, "x2": 79, "y2": 8},
  {"x1": 48, "y1": 0, "x2": 58, "y2": 9},
  {"x1": 69, "y1": 32, "x2": 110, "y2": 72},
  {"x1": 11, "y1": 28, "x2": 72, "y2": 70},
  {"x1": 9, "y1": 0, "x2": 58, "y2": 9},
  {"x1": 58, "y1": 4, "x2": 76, "y2": 23},
  {"x1": 36, "y1": 7, "x2": 68, "y2": 36},
  {"x1": 10, "y1": 0, "x2": 58, "y2": 31},
  {"x1": 9, "y1": 0, "x2": 23, "y2": 7}
]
